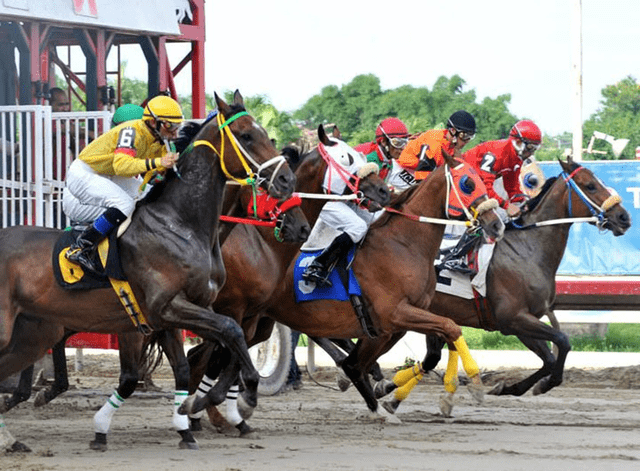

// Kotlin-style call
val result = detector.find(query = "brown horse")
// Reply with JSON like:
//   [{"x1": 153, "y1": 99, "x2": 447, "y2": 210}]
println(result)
[
  {"x1": 182, "y1": 124, "x2": 393, "y2": 424},
  {"x1": 0, "y1": 91, "x2": 297, "y2": 452},
  {"x1": 182, "y1": 149, "x2": 506, "y2": 421},
  {"x1": 325, "y1": 156, "x2": 632, "y2": 416}
]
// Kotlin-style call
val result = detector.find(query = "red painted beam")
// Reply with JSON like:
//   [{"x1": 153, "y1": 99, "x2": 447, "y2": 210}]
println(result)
[{"x1": 556, "y1": 278, "x2": 640, "y2": 296}]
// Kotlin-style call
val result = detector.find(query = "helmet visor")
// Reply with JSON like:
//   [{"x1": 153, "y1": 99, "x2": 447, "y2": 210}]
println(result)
[
  {"x1": 523, "y1": 140, "x2": 541, "y2": 152},
  {"x1": 161, "y1": 120, "x2": 182, "y2": 133},
  {"x1": 454, "y1": 129, "x2": 475, "y2": 142},
  {"x1": 382, "y1": 129, "x2": 408, "y2": 149}
]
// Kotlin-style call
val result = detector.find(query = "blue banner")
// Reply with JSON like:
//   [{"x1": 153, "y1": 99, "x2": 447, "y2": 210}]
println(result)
[{"x1": 538, "y1": 160, "x2": 640, "y2": 275}]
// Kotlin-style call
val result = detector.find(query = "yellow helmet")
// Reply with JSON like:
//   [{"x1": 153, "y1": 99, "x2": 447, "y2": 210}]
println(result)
[{"x1": 143, "y1": 95, "x2": 184, "y2": 123}]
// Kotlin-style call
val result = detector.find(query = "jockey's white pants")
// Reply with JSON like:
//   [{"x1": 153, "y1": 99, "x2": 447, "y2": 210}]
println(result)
[
  {"x1": 317, "y1": 200, "x2": 376, "y2": 244},
  {"x1": 63, "y1": 159, "x2": 141, "y2": 224}
]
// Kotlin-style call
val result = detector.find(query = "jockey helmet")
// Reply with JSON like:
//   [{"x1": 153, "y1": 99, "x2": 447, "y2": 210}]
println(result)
[
  {"x1": 376, "y1": 117, "x2": 409, "y2": 149},
  {"x1": 143, "y1": 95, "x2": 184, "y2": 124},
  {"x1": 447, "y1": 110, "x2": 476, "y2": 134},
  {"x1": 510, "y1": 120, "x2": 542, "y2": 157},
  {"x1": 112, "y1": 104, "x2": 144, "y2": 125}
]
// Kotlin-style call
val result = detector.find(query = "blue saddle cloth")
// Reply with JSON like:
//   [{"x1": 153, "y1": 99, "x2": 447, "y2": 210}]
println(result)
[{"x1": 294, "y1": 247, "x2": 362, "y2": 303}]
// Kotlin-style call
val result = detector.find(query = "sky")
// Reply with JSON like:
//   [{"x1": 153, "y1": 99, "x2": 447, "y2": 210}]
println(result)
[{"x1": 120, "y1": 0, "x2": 640, "y2": 137}]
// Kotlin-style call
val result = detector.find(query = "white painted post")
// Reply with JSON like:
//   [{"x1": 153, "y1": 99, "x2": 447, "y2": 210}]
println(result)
[
  {"x1": 307, "y1": 338, "x2": 315, "y2": 373},
  {"x1": 571, "y1": 0, "x2": 583, "y2": 161}
]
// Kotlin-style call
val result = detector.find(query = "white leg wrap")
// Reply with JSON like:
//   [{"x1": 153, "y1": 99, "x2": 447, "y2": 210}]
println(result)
[
  {"x1": 173, "y1": 390, "x2": 190, "y2": 431},
  {"x1": 189, "y1": 375, "x2": 214, "y2": 420},
  {"x1": 94, "y1": 391, "x2": 125, "y2": 434},
  {"x1": 226, "y1": 384, "x2": 243, "y2": 426},
  {"x1": 0, "y1": 415, "x2": 16, "y2": 449}
]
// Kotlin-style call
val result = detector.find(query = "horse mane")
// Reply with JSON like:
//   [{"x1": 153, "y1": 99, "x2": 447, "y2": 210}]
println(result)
[{"x1": 370, "y1": 184, "x2": 421, "y2": 228}]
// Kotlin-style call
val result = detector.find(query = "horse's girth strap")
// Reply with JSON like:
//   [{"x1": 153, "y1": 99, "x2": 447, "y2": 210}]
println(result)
[{"x1": 97, "y1": 239, "x2": 152, "y2": 335}]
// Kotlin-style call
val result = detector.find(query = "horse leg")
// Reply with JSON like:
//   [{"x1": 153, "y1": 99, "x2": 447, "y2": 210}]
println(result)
[
  {"x1": 34, "y1": 333, "x2": 73, "y2": 407},
  {"x1": 166, "y1": 298, "x2": 260, "y2": 416},
  {"x1": 90, "y1": 331, "x2": 144, "y2": 452},
  {"x1": 186, "y1": 341, "x2": 226, "y2": 431},
  {"x1": 0, "y1": 365, "x2": 34, "y2": 414},
  {"x1": 328, "y1": 338, "x2": 385, "y2": 385},
  {"x1": 489, "y1": 314, "x2": 570, "y2": 396},
  {"x1": 155, "y1": 329, "x2": 199, "y2": 450}
]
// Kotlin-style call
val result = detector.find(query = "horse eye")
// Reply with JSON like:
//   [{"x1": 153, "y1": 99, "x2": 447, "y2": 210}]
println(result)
[
  {"x1": 240, "y1": 133, "x2": 253, "y2": 142},
  {"x1": 586, "y1": 183, "x2": 597, "y2": 192},
  {"x1": 459, "y1": 175, "x2": 475, "y2": 195}
]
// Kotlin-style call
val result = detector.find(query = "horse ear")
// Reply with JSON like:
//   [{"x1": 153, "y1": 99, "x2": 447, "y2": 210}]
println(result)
[
  {"x1": 214, "y1": 92, "x2": 231, "y2": 116},
  {"x1": 318, "y1": 124, "x2": 333, "y2": 146},
  {"x1": 332, "y1": 125, "x2": 342, "y2": 139},
  {"x1": 233, "y1": 90, "x2": 245, "y2": 108},
  {"x1": 558, "y1": 155, "x2": 573, "y2": 173}
]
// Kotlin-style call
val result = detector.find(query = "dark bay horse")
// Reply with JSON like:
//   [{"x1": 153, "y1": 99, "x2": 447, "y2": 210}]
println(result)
[
  {"x1": 327, "y1": 156, "x2": 631, "y2": 416},
  {"x1": 182, "y1": 150, "x2": 506, "y2": 421},
  {"x1": 0, "y1": 90, "x2": 297, "y2": 452},
  {"x1": 183, "y1": 124, "x2": 393, "y2": 426}
]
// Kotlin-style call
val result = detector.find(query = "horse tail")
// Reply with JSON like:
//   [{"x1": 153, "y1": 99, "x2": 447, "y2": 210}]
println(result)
[{"x1": 139, "y1": 331, "x2": 166, "y2": 378}]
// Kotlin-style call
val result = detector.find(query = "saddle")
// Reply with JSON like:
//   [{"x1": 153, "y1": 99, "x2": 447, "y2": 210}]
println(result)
[{"x1": 53, "y1": 228, "x2": 152, "y2": 334}]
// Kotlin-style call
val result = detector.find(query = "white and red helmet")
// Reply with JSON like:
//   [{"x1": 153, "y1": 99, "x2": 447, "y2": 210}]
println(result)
[
  {"x1": 510, "y1": 120, "x2": 542, "y2": 157},
  {"x1": 375, "y1": 117, "x2": 409, "y2": 143}
]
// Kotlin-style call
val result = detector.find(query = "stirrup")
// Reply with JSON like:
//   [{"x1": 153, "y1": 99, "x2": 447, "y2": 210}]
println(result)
[
  {"x1": 302, "y1": 265, "x2": 332, "y2": 287},
  {"x1": 65, "y1": 246, "x2": 103, "y2": 276},
  {"x1": 442, "y1": 259, "x2": 476, "y2": 276}
]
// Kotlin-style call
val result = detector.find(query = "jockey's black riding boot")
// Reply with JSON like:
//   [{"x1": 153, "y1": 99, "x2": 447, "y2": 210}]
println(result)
[
  {"x1": 302, "y1": 233, "x2": 354, "y2": 287},
  {"x1": 441, "y1": 228, "x2": 481, "y2": 275},
  {"x1": 65, "y1": 208, "x2": 127, "y2": 275}
]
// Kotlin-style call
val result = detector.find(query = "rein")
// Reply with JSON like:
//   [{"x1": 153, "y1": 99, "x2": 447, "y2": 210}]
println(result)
[
  {"x1": 317, "y1": 142, "x2": 365, "y2": 204},
  {"x1": 511, "y1": 166, "x2": 621, "y2": 230}
]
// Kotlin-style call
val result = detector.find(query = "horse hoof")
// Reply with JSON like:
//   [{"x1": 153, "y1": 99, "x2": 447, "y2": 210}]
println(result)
[
  {"x1": 178, "y1": 440, "x2": 199, "y2": 450},
  {"x1": 237, "y1": 393, "x2": 255, "y2": 420},
  {"x1": 439, "y1": 392, "x2": 454, "y2": 417},
  {"x1": 336, "y1": 371, "x2": 351, "y2": 392},
  {"x1": 0, "y1": 396, "x2": 10, "y2": 414},
  {"x1": 374, "y1": 379, "x2": 396, "y2": 399},
  {"x1": 467, "y1": 383, "x2": 485, "y2": 405},
  {"x1": 487, "y1": 381, "x2": 505, "y2": 395},
  {"x1": 89, "y1": 433, "x2": 107, "y2": 452},
  {"x1": 381, "y1": 398, "x2": 400, "y2": 415},
  {"x1": 33, "y1": 390, "x2": 47, "y2": 408},
  {"x1": 377, "y1": 406, "x2": 403, "y2": 425},
  {"x1": 7, "y1": 441, "x2": 31, "y2": 453},
  {"x1": 178, "y1": 394, "x2": 196, "y2": 415}
]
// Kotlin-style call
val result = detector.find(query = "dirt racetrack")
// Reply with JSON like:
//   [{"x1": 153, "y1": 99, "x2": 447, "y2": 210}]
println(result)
[{"x1": 2, "y1": 353, "x2": 640, "y2": 471}]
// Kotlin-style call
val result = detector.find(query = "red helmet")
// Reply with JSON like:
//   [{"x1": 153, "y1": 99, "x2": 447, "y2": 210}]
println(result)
[
  {"x1": 510, "y1": 120, "x2": 542, "y2": 157},
  {"x1": 375, "y1": 117, "x2": 409, "y2": 143}
]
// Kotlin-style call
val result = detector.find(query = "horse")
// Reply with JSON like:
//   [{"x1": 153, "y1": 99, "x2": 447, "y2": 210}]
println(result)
[
  {"x1": 182, "y1": 148, "x2": 506, "y2": 422},
  {"x1": 320, "y1": 155, "x2": 632, "y2": 416},
  {"x1": 183, "y1": 124, "x2": 394, "y2": 430},
  {"x1": 0, "y1": 90, "x2": 297, "y2": 453}
]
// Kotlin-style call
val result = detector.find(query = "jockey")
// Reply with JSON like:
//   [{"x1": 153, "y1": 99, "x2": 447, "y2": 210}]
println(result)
[
  {"x1": 463, "y1": 119, "x2": 542, "y2": 218},
  {"x1": 62, "y1": 95, "x2": 183, "y2": 274},
  {"x1": 390, "y1": 110, "x2": 476, "y2": 191},
  {"x1": 301, "y1": 140, "x2": 381, "y2": 288},
  {"x1": 354, "y1": 117, "x2": 409, "y2": 182}
]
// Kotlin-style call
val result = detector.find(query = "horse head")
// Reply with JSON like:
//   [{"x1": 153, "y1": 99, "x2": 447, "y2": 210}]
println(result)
[
  {"x1": 441, "y1": 150, "x2": 505, "y2": 243},
  {"x1": 559, "y1": 155, "x2": 631, "y2": 236},
  {"x1": 190, "y1": 90, "x2": 296, "y2": 199},
  {"x1": 316, "y1": 124, "x2": 391, "y2": 211},
  {"x1": 238, "y1": 185, "x2": 311, "y2": 244}
]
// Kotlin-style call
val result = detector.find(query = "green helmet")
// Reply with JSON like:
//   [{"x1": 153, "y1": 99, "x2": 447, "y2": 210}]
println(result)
[{"x1": 112, "y1": 104, "x2": 144, "y2": 125}]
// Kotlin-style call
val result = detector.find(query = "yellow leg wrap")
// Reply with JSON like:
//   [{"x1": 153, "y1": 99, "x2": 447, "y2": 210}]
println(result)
[
  {"x1": 392, "y1": 362, "x2": 422, "y2": 387},
  {"x1": 453, "y1": 336, "x2": 480, "y2": 379},
  {"x1": 443, "y1": 350, "x2": 459, "y2": 394},
  {"x1": 393, "y1": 373, "x2": 423, "y2": 401}
]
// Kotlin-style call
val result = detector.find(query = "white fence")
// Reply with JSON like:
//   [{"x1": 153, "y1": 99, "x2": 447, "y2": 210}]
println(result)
[{"x1": 0, "y1": 105, "x2": 112, "y2": 229}]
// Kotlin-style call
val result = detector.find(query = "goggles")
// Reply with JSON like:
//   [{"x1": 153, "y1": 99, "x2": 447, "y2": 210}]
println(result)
[
  {"x1": 382, "y1": 129, "x2": 409, "y2": 149},
  {"x1": 522, "y1": 140, "x2": 541, "y2": 152},
  {"x1": 453, "y1": 129, "x2": 475, "y2": 142},
  {"x1": 161, "y1": 121, "x2": 182, "y2": 133}
]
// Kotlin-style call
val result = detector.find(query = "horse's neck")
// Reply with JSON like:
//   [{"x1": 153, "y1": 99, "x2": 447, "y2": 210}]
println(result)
[
  {"x1": 298, "y1": 152, "x2": 328, "y2": 227},
  {"x1": 504, "y1": 180, "x2": 572, "y2": 273}
]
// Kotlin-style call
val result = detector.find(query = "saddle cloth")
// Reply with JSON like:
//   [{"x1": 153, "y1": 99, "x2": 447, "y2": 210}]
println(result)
[
  {"x1": 53, "y1": 229, "x2": 126, "y2": 290},
  {"x1": 435, "y1": 226, "x2": 495, "y2": 299},
  {"x1": 293, "y1": 247, "x2": 362, "y2": 303}
]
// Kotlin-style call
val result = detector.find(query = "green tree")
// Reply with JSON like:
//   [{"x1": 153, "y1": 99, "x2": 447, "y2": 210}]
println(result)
[{"x1": 582, "y1": 75, "x2": 640, "y2": 160}]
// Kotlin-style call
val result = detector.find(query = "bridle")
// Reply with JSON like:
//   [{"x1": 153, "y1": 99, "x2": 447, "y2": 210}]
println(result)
[{"x1": 188, "y1": 110, "x2": 288, "y2": 194}]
